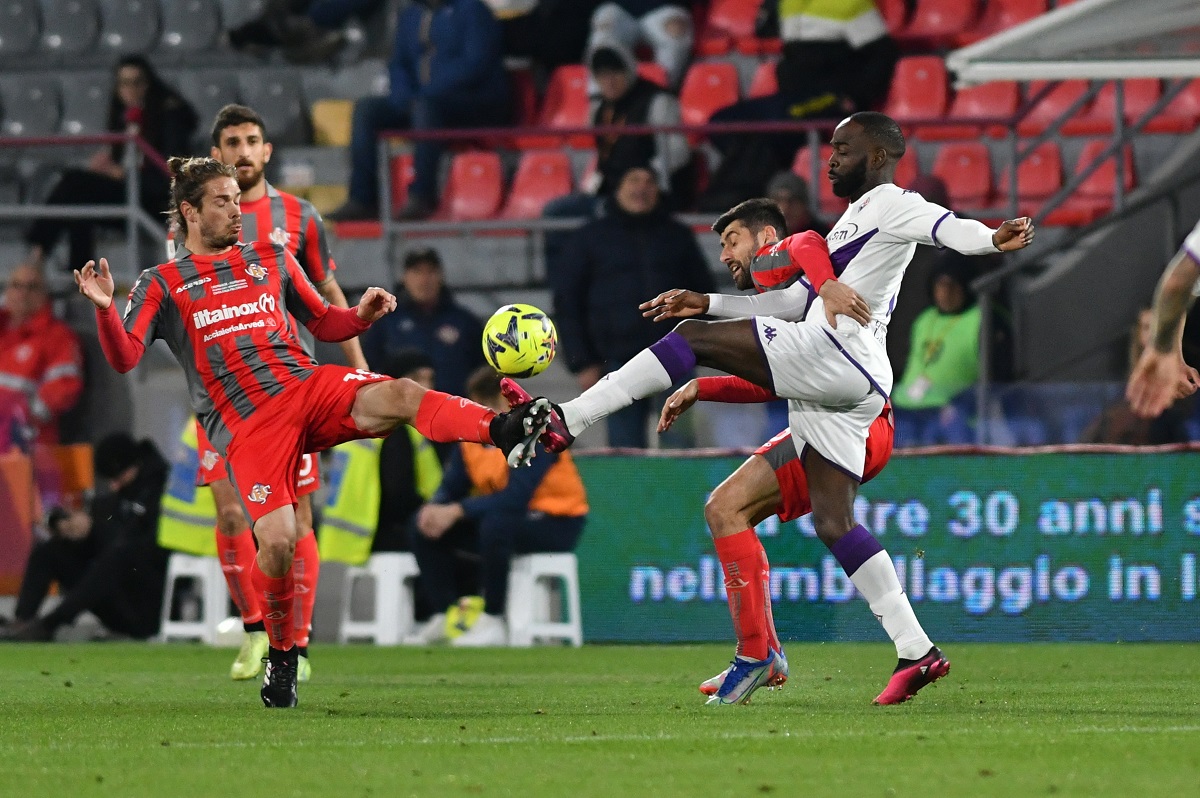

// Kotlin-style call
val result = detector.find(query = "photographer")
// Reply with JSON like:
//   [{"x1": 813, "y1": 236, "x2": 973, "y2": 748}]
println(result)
[{"x1": 1, "y1": 433, "x2": 169, "y2": 642}]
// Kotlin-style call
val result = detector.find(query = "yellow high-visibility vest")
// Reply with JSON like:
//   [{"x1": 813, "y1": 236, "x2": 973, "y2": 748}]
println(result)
[
  {"x1": 319, "y1": 427, "x2": 441, "y2": 565},
  {"x1": 158, "y1": 417, "x2": 218, "y2": 556}
]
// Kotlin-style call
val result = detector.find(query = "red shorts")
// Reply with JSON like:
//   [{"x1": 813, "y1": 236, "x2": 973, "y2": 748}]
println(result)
[
  {"x1": 224, "y1": 365, "x2": 390, "y2": 522},
  {"x1": 755, "y1": 407, "x2": 894, "y2": 523},
  {"x1": 195, "y1": 420, "x2": 321, "y2": 497}
]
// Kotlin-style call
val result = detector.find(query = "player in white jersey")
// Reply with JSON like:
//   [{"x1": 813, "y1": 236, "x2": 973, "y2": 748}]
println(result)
[
  {"x1": 1127, "y1": 216, "x2": 1200, "y2": 416},
  {"x1": 509, "y1": 112, "x2": 1035, "y2": 705}
]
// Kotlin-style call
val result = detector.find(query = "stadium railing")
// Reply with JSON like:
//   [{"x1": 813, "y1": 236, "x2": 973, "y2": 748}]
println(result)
[{"x1": 0, "y1": 132, "x2": 169, "y2": 279}]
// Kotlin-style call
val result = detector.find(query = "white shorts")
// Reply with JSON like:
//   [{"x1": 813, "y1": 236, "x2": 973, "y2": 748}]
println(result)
[{"x1": 752, "y1": 315, "x2": 889, "y2": 480}]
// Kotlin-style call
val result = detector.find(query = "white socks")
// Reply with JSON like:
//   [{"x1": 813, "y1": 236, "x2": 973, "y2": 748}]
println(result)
[
  {"x1": 560, "y1": 348, "x2": 674, "y2": 435},
  {"x1": 849, "y1": 550, "x2": 933, "y2": 661}
]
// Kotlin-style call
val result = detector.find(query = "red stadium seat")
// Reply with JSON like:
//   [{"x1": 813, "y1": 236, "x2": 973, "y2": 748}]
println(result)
[
  {"x1": 894, "y1": 147, "x2": 920, "y2": 189},
  {"x1": 637, "y1": 61, "x2": 669, "y2": 88},
  {"x1": 792, "y1": 145, "x2": 847, "y2": 217},
  {"x1": 1055, "y1": 140, "x2": 1135, "y2": 224},
  {"x1": 955, "y1": 0, "x2": 1047, "y2": 47},
  {"x1": 390, "y1": 153, "x2": 414, "y2": 214},
  {"x1": 501, "y1": 150, "x2": 574, "y2": 219},
  {"x1": 919, "y1": 81, "x2": 1019, "y2": 140},
  {"x1": 1017, "y1": 80, "x2": 1092, "y2": 135},
  {"x1": 508, "y1": 67, "x2": 540, "y2": 128},
  {"x1": 679, "y1": 62, "x2": 740, "y2": 127},
  {"x1": 516, "y1": 64, "x2": 591, "y2": 148},
  {"x1": 932, "y1": 143, "x2": 993, "y2": 209},
  {"x1": 747, "y1": 61, "x2": 778, "y2": 98},
  {"x1": 877, "y1": 0, "x2": 909, "y2": 35},
  {"x1": 1146, "y1": 79, "x2": 1200, "y2": 133},
  {"x1": 434, "y1": 152, "x2": 503, "y2": 221},
  {"x1": 698, "y1": 0, "x2": 758, "y2": 55},
  {"x1": 884, "y1": 56, "x2": 948, "y2": 125},
  {"x1": 901, "y1": 0, "x2": 979, "y2": 44},
  {"x1": 1062, "y1": 79, "x2": 1161, "y2": 135},
  {"x1": 998, "y1": 142, "x2": 1063, "y2": 216}
]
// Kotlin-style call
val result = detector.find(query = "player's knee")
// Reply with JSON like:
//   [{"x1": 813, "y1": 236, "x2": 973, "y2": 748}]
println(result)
[
  {"x1": 216, "y1": 505, "x2": 247, "y2": 536},
  {"x1": 388, "y1": 377, "x2": 428, "y2": 414},
  {"x1": 256, "y1": 533, "x2": 295, "y2": 565},
  {"x1": 811, "y1": 512, "x2": 855, "y2": 548},
  {"x1": 703, "y1": 488, "x2": 740, "y2": 537}
]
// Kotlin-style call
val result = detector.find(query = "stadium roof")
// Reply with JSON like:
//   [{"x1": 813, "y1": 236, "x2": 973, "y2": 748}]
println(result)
[{"x1": 947, "y1": 0, "x2": 1200, "y2": 85}]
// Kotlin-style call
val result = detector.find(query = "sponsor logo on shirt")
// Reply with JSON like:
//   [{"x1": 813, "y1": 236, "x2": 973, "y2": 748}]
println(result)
[
  {"x1": 212, "y1": 279, "x2": 248, "y2": 295},
  {"x1": 763, "y1": 325, "x2": 777, "y2": 343},
  {"x1": 201, "y1": 451, "x2": 219, "y2": 471},
  {"x1": 828, "y1": 223, "x2": 859, "y2": 244},
  {"x1": 269, "y1": 227, "x2": 290, "y2": 248},
  {"x1": 192, "y1": 293, "x2": 278, "y2": 329},
  {"x1": 247, "y1": 483, "x2": 272, "y2": 504},
  {"x1": 174, "y1": 277, "x2": 211, "y2": 294}
]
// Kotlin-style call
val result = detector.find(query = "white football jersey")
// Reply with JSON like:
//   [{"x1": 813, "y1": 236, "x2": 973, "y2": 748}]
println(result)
[{"x1": 1184, "y1": 216, "x2": 1200, "y2": 295}]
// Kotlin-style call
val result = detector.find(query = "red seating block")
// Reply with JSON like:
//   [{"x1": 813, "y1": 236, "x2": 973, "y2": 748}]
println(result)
[
  {"x1": 517, "y1": 64, "x2": 591, "y2": 148},
  {"x1": 637, "y1": 61, "x2": 669, "y2": 88},
  {"x1": 1017, "y1": 80, "x2": 1092, "y2": 135},
  {"x1": 747, "y1": 60, "x2": 778, "y2": 98},
  {"x1": 902, "y1": 0, "x2": 979, "y2": 44},
  {"x1": 894, "y1": 147, "x2": 920, "y2": 189},
  {"x1": 390, "y1": 153, "x2": 414, "y2": 213},
  {"x1": 1144, "y1": 79, "x2": 1200, "y2": 133},
  {"x1": 699, "y1": 0, "x2": 758, "y2": 55},
  {"x1": 998, "y1": 141, "x2": 1063, "y2": 217},
  {"x1": 877, "y1": 0, "x2": 909, "y2": 34},
  {"x1": 919, "y1": 81, "x2": 1019, "y2": 140},
  {"x1": 792, "y1": 145, "x2": 847, "y2": 217},
  {"x1": 433, "y1": 152, "x2": 503, "y2": 221},
  {"x1": 932, "y1": 142, "x2": 993, "y2": 209},
  {"x1": 884, "y1": 56, "x2": 948, "y2": 125},
  {"x1": 679, "y1": 62, "x2": 740, "y2": 128},
  {"x1": 1054, "y1": 140, "x2": 1135, "y2": 224},
  {"x1": 955, "y1": 0, "x2": 1047, "y2": 47},
  {"x1": 1062, "y1": 79, "x2": 1161, "y2": 135},
  {"x1": 501, "y1": 150, "x2": 574, "y2": 219}
]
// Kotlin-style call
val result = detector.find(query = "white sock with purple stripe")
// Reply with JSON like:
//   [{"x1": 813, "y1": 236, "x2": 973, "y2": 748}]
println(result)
[
  {"x1": 560, "y1": 332, "x2": 696, "y2": 436},
  {"x1": 832, "y1": 524, "x2": 932, "y2": 661}
]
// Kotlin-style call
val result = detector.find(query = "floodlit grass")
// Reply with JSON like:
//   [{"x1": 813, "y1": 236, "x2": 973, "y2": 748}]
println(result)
[{"x1": 1, "y1": 643, "x2": 1197, "y2": 797}]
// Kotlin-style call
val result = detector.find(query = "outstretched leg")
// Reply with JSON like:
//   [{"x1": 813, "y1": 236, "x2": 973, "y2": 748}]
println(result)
[{"x1": 804, "y1": 449, "x2": 949, "y2": 704}]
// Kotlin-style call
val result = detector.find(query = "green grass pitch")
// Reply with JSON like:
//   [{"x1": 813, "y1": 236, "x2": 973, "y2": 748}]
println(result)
[{"x1": 1, "y1": 643, "x2": 1197, "y2": 797}]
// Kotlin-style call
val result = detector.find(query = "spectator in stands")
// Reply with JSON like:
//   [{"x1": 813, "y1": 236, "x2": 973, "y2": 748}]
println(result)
[
  {"x1": 487, "y1": 0, "x2": 602, "y2": 69},
  {"x1": 1082, "y1": 309, "x2": 1190, "y2": 445},
  {"x1": 326, "y1": 0, "x2": 510, "y2": 221},
  {"x1": 550, "y1": 160, "x2": 715, "y2": 447},
  {"x1": 0, "y1": 433, "x2": 169, "y2": 642},
  {"x1": 405, "y1": 367, "x2": 587, "y2": 646},
  {"x1": 0, "y1": 265, "x2": 84, "y2": 448},
  {"x1": 374, "y1": 349, "x2": 445, "y2": 554},
  {"x1": 892, "y1": 258, "x2": 982, "y2": 447},
  {"x1": 588, "y1": 1, "x2": 694, "y2": 89},
  {"x1": 23, "y1": 55, "x2": 198, "y2": 273},
  {"x1": 767, "y1": 170, "x2": 830, "y2": 238},
  {"x1": 360, "y1": 247, "x2": 486, "y2": 397},
  {"x1": 227, "y1": 0, "x2": 347, "y2": 64}
]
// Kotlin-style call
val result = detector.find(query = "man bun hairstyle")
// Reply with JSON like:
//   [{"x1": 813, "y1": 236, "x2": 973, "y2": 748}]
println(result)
[
  {"x1": 712, "y1": 197, "x2": 788, "y2": 238},
  {"x1": 211, "y1": 103, "x2": 268, "y2": 146},
  {"x1": 848, "y1": 111, "x2": 906, "y2": 160},
  {"x1": 167, "y1": 156, "x2": 236, "y2": 234}
]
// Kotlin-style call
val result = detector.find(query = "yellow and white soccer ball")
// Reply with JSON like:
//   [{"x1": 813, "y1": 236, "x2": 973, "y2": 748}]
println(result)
[{"x1": 481, "y1": 303, "x2": 557, "y2": 377}]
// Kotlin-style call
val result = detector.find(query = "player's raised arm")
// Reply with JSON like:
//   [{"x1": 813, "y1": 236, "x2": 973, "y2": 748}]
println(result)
[
  {"x1": 1128, "y1": 244, "x2": 1200, "y2": 417},
  {"x1": 76, "y1": 258, "x2": 157, "y2": 373},
  {"x1": 658, "y1": 376, "x2": 779, "y2": 433},
  {"x1": 278, "y1": 247, "x2": 381, "y2": 343}
]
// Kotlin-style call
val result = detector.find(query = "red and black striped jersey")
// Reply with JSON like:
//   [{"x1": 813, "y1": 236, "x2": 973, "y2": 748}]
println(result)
[
  {"x1": 166, "y1": 183, "x2": 336, "y2": 286},
  {"x1": 122, "y1": 240, "x2": 331, "y2": 453},
  {"x1": 746, "y1": 230, "x2": 833, "y2": 318}
]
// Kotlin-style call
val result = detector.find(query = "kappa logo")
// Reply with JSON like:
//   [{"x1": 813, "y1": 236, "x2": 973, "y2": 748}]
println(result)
[
  {"x1": 269, "y1": 227, "x2": 290, "y2": 248},
  {"x1": 247, "y1": 483, "x2": 272, "y2": 504},
  {"x1": 174, "y1": 276, "x2": 211, "y2": 294},
  {"x1": 246, "y1": 263, "x2": 268, "y2": 282},
  {"x1": 763, "y1": 325, "x2": 777, "y2": 343},
  {"x1": 201, "y1": 451, "x2": 219, "y2": 471}
]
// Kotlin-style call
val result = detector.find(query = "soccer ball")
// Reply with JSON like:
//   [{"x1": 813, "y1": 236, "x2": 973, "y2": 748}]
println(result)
[{"x1": 482, "y1": 303, "x2": 557, "y2": 377}]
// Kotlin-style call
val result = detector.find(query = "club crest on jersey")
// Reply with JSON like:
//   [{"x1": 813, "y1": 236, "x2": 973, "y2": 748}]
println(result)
[
  {"x1": 269, "y1": 227, "x2": 290, "y2": 248},
  {"x1": 246, "y1": 263, "x2": 268, "y2": 283},
  {"x1": 201, "y1": 451, "x2": 219, "y2": 471},
  {"x1": 247, "y1": 483, "x2": 272, "y2": 504}
]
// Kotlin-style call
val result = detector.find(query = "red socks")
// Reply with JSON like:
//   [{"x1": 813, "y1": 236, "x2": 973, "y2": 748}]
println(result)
[
  {"x1": 292, "y1": 530, "x2": 320, "y2": 648},
  {"x1": 414, "y1": 390, "x2": 495, "y2": 445},
  {"x1": 250, "y1": 558, "x2": 295, "y2": 651},
  {"x1": 215, "y1": 528, "x2": 261, "y2": 624},
  {"x1": 714, "y1": 529, "x2": 771, "y2": 661},
  {"x1": 761, "y1": 544, "x2": 782, "y2": 654}
]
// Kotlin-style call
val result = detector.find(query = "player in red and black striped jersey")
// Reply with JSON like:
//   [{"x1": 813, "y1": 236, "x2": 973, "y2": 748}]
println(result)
[
  {"x1": 76, "y1": 157, "x2": 552, "y2": 707},
  {"x1": 184, "y1": 104, "x2": 371, "y2": 682}
]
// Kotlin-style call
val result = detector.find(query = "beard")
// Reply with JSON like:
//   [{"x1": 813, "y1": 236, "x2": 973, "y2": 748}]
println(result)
[
  {"x1": 731, "y1": 263, "x2": 754, "y2": 291},
  {"x1": 201, "y1": 222, "x2": 240, "y2": 250},
  {"x1": 235, "y1": 164, "x2": 264, "y2": 192},
  {"x1": 830, "y1": 159, "x2": 867, "y2": 198}
]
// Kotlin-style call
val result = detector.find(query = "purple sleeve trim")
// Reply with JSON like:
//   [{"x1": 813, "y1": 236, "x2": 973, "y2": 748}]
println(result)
[
  {"x1": 1185, "y1": 246, "x2": 1200, "y2": 266},
  {"x1": 930, "y1": 211, "x2": 955, "y2": 249}
]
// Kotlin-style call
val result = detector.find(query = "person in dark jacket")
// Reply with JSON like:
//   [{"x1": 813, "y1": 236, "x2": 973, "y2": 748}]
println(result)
[
  {"x1": 360, "y1": 247, "x2": 486, "y2": 398},
  {"x1": 1, "y1": 433, "x2": 170, "y2": 641},
  {"x1": 551, "y1": 161, "x2": 715, "y2": 447},
  {"x1": 327, "y1": 0, "x2": 511, "y2": 221},
  {"x1": 588, "y1": 1, "x2": 693, "y2": 88},
  {"x1": 23, "y1": 55, "x2": 198, "y2": 272}
]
